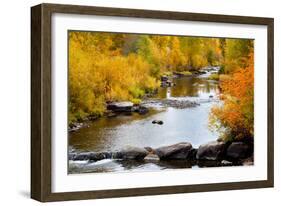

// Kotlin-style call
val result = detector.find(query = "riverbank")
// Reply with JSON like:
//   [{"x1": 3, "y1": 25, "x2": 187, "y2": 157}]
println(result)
[{"x1": 68, "y1": 98, "x2": 200, "y2": 132}]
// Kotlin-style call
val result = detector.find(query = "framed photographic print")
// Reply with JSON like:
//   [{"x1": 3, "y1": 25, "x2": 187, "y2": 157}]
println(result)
[{"x1": 31, "y1": 3, "x2": 274, "y2": 202}]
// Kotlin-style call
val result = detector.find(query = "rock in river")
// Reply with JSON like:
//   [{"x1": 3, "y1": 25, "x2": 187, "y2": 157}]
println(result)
[
  {"x1": 133, "y1": 105, "x2": 149, "y2": 115},
  {"x1": 114, "y1": 146, "x2": 149, "y2": 160},
  {"x1": 196, "y1": 141, "x2": 226, "y2": 161},
  {"x1": 107, "y1": 101, "x2": 134, "y2": 112},
  {"x1": 70, "y1": 152, "x2": 112, "y2": 161},
  {"x1": 152, "y1": 120, "x2": 163, "y2": 125},
  {"x1": 107, "y1": 102, "x2": 149, "y2": 115},
  {"x1": 154, "y1": 142, "x2": 193, "y2": 160},
  {"x1": 226, "y1": 142, "x2": 252, "y2": 160}
]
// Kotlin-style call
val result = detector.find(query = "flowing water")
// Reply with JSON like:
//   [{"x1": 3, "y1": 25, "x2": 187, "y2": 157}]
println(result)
[{"x1": 69, "y1": 67, "x2": 221, "y2": 173}]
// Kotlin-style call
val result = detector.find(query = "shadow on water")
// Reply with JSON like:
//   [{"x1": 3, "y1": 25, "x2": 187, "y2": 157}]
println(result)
[{"x1": 157, "y1": 76, "x2": 218, "y2": 99}]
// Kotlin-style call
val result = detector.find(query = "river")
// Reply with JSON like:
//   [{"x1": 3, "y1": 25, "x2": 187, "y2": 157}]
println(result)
[{"x1": 69, "y1": 67, "x2": 221, "y2": 173}]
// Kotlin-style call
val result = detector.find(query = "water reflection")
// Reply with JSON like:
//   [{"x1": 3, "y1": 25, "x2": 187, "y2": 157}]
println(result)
[
  {"x1": 69, "y1": 159, "x2": 238, "y2": 174},
  {"x1": 157, "y1": 77, "x2": 218, "y2": 99}
]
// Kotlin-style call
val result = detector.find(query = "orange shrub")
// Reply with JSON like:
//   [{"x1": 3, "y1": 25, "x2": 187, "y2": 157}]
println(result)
[{"x1": 210, "y1": 52, "x2": 254, "y2": 141}]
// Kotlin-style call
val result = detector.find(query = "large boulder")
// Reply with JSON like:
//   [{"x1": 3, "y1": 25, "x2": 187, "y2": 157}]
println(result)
[
  {"x1": 114, "y1": 146, "x2": 149, "y2": 160},
  {"x1": 196, "y1": 141, "x2": 226, "y2": 160},
  {"x1": 154, "y1": 142, "x2": 193, "y2": 160},
  {"x1": 226, "y1": 142, "x2": 252, "y2": 160},
  {"x1": 107, "y1": 101, "x2": 134, "y2": 112}
]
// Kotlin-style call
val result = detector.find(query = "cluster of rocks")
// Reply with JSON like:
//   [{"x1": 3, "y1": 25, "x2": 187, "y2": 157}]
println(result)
[
  {"x1": 69, "y1": 141, "x2": 253, "y2": 167},
  {"x1": 160, "y1": 76, "x2": 175, "y2": 87},
  {"x1": 69, "y1": 147, "x2": 149, "y2": 161},
  {"x1": 196, "y1": 141, "x2": 253, "y2": 165},
  {"x1": 68, "y1": 122, "x2": 86, "y2": 132},
  {"x1": 160, "y1": 99, "x2": 199, "y2": 109},
  {"x1": 69, "y1": 101, "x2": 151, "y2": 132},
  {"x1": 106, "y1": 99, "x2": 199, "y2": 118},
  {"x1": 141, "y1": 98, "x2": 199, "y2": 109}
]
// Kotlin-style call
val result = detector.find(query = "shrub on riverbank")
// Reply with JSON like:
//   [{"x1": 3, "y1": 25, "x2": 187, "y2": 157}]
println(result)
[{"x1": 210, "y1": 52, "x2": 254, "y2": 141}]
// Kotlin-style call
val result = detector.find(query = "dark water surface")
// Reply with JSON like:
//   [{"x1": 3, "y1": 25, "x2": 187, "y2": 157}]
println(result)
[{"x1": 69, "y1": 68, "x2": 221, "y2": 173}]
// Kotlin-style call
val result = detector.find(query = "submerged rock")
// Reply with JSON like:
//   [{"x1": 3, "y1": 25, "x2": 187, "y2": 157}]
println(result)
[
  {"x1": 154, "y1": 142, "x2": 193, "y2": 160},
  {"x1": 196, "y1": 141, "x2": 226, "y2": 161}
]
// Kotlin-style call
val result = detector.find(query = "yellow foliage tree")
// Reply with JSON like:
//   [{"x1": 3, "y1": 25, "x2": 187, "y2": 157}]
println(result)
[{"x1": 68, "y1": 32, "x2": 158, "y2": 122}]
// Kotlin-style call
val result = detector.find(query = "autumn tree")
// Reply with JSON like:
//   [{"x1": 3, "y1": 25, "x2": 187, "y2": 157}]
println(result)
[
  {"x1": 210, "y1": 50, "x2": 254, "y2": 141},
  {"x1": 69, "y1": 32, "x2": 158, "y2": 123},
  {"x1": 223, "y1": 39, "x2": 254, "y2": 73},
  {"x1": 168, "y1": 37, "x2": 187, "y2": 71}
]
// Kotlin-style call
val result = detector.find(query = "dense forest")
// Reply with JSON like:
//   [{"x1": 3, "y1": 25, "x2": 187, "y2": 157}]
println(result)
[{"x1": 69, "y1": 31, "x2": 254, "y2": 141}]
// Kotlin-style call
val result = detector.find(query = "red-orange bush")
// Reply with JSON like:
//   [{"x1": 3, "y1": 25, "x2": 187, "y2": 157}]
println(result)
[{"x1": 210, "y1": 53, "x2": 254, "y2": 141}]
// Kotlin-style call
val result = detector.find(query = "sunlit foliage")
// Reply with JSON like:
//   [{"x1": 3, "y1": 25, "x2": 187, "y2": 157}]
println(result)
[
  {"x1": 210, "y1": 49, "x2": 254, "y2": 141},
  {"x1": 69, "y1": 30, "x2": 254, "y2": 142},
  {"x1": 223, "y1": 39, "x2": 254, "y2": 73},
  {"x1": 69, "y1": 32, "x2": 158, "y2": 122}
]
